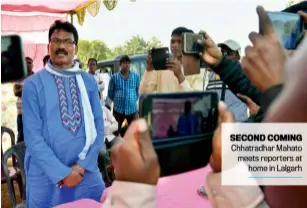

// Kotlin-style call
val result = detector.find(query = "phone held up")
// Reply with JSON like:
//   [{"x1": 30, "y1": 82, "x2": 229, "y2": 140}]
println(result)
[
  {"x1": 260, "y1": 11, "x2": 304, "y2": 50},
  {"x1": 1, "y1": 35, "x2": 27, "y2": 83},
  {"x1": 150, "y1": 47, "x2": 171, "y2": 70},
  {"x1": 181, "y1": 32, "x2": 206, "y2": 76},
  {"x1": 139, "y1": 91, "x2": 219, "y2": 177}
]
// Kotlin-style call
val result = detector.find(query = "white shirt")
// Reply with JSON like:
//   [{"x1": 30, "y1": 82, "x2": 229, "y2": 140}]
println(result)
[
  {"x1": 103, "y1": 106, "x2": 118, "y2": 142},
  {"x1": 101, "y1": 73, "x2": 111, "y2": 100}
]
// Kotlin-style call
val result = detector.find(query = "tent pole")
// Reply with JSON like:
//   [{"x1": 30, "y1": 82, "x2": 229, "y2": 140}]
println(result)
[{"x1": 70, "y1": 13, "x2": 73, "y2": 25}]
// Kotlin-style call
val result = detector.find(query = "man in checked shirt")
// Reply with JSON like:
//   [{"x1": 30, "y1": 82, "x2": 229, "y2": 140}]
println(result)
[{"x1": 107, "y1": 55, "x2": 140, "y2": 136}]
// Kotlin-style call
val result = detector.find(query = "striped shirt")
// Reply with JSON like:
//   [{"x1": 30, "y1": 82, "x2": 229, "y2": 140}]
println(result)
[
  {"x1": 108, "y1": 71, "x2": 140, "y2": 115},
  {"x1": 206, "y1": 72, "x2": 248, "y2": 122}
]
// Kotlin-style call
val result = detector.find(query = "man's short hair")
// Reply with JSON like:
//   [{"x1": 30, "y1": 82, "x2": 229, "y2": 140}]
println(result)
[
  {"x1": 48, "y1": 20, "x2": 79, "y2": 45},
  {"x1": 171, "y1": 27, "x2": 194, "y2": 36},
  {"x1": 119, "y1": 55, "x2": 131, "y2": 64},
  {"x1": 43, "y1": 55, "x2": 50, "y2": 64},
  {"x1": 25, "y1": 57, "x2": 33, "y2": 62},
  {"x1": 88, "y1": 58, "x2": 97, "y2": 65}
]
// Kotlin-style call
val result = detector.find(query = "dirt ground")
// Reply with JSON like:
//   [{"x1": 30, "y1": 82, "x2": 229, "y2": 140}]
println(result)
[{"x1": 1, "y1": 181, "x2": 22, "y2": 208}]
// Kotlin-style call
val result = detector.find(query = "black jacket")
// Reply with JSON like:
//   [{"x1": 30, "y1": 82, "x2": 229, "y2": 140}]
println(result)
[{"x1": 212, "y1": 56, "x2": 283, "y2": 122}]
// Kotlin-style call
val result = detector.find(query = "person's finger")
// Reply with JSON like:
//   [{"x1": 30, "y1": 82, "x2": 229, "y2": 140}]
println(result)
[
  {"x1": 56, "y1": 181, "x2": 64, "y2": 188},
  {"x1": 199, "y1": 30, "x2": 210, "y2": 40},
  {"x1": 248, "y1": 32, "x2": 264, "y2": 46},
  {"x1": 237, "y1": 93, "x2": 251, "y2": 103},
  {"x1": 218, "y1": 101, "x2": 235, "y2": 124},
  {"x1": 298, "y1": 11, "x2": 307, "y2": 24},
  {"x1": 110, "y1": 142, "x2": 121, "y2": 164},
  {"x1": 257, "y1": 6, "x2": 276, "y2": 39},
  {"x1": 241, "y1": 56, "x2": 255, "y2": 80},
  {"x1": 134, "y1": 119, "x2": 157, "y2": 163},
  {"x1": 217, "y1": 101, "x2": 227, "y2": 126}
]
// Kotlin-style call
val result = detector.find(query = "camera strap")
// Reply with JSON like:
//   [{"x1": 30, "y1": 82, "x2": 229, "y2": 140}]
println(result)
[{"x1": 221, "y1": 83, "x2": 226, "y2": 101}]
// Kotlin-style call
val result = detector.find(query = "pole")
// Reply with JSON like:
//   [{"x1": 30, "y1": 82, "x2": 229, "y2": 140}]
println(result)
[{"x1": 70, "y1": 13, "x2": 73, "y2": 25}]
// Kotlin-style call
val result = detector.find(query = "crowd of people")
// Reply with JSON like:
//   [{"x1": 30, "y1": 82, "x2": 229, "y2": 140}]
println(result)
[{"x1": 10, "y1": 1, "x2": 307, "y2": 208}]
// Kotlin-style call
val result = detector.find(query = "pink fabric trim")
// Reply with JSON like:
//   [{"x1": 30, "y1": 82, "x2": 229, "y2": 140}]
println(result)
[
  {"x1": 24, "y1": 44, "x2": 48, "y2": 72},
  {"x1": 1, "y1": 14, "x2": 67, "y2": 32},
  {"x1": 1, "y1": 0, "x2": 89, "y2": 13}
]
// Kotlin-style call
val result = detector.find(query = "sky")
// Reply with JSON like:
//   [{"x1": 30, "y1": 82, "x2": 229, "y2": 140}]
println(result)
[{"x1": 73, "y1": 0, "x2": 291, "y2": 55}]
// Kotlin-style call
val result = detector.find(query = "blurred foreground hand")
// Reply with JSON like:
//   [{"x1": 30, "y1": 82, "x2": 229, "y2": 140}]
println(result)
[
  {"x1": 111, "y1": 119, "x2": 160, "y2": 185},
  {"x1": 209, "y1": 102, "x2": 235, "y2": 173},
  {"x1": 241, "y1": 6, "x2": 286, "y2": 92}
]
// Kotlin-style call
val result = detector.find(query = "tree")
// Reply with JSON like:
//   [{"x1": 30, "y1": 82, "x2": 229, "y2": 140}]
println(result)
[
  {"x1": 286, "y1": 0, "x2": 304, "y2": 8},
  {"x1": 77, "y1": 36, "x2": 164, "y2": 65},
  {"x1": 109, "y1": 35, "x2": 163, "y2": 58},
  {"x1": 77, "y1": 40, "x2": 110, "y2": 70}
]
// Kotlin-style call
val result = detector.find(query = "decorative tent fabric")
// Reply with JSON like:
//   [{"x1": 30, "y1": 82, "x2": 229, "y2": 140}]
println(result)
[
  {"x1": 1, "y1": 0, "x2": 107, "y2": 25},
  {"x1": 1, "y1": 12, "x2": 67, "y2": 71}
]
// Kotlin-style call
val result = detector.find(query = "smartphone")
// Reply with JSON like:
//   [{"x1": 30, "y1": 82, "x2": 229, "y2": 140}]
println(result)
[
  {"x1": 151, "y1": 47, "x2": 170, "y2": 70},
  {"x1": 260, "y1": 12, "x2": 304, "y2": 50},
  {"x1": 139, "y1": 92, "x2": 219, "y2": 176},
  {"x1": 182, "y1": 33, "x2": 204, "y2": 54},
  {"x1": 1, "y1": 35, "x2": 27, "y2": 83}
]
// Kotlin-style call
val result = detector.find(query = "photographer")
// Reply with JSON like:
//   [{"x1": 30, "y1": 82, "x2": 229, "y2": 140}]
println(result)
[
  {"x1": 139, "y1": 27, "x2": 205, "y2": 94},
  {"x1": 205, "y1": 39, "x2": 248, "y2": 122}
]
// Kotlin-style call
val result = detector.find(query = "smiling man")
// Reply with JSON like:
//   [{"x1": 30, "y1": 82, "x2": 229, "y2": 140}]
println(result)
[{"x1": 22, "y1": 20, "x2": 105, "y2": 207}]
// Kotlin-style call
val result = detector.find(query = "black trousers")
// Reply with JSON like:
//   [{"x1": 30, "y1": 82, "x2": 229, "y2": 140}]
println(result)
[
  {"x1": 113, "y1": 111, "x2": 138, "y2": 137},
  {"x1": 17, "y1": 114, "x2": 24, "y2": 143}
]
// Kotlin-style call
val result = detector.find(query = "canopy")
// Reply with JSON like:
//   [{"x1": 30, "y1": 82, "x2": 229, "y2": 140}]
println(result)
[{"x1": 1, "y1": 0, "x2": 92, "y2": 14}]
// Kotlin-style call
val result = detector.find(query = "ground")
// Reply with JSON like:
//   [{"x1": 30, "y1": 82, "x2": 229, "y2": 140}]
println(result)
[{"x1": 1, "y1": 182, "x2": 22, "y2": 208}]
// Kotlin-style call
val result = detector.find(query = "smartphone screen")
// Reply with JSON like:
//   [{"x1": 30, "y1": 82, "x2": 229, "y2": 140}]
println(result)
[
  {"x1": 139, "y1": 92, "x2": 218, "y2": 176},
  {"x1": 183, "y1": 33, "x2": 204, "y2": 54},
  {"x1": 1, "y1": 35, "x2": 27, "y2": 83},
  {"x1": 151, "y1": 47, "x2": 170, "y2": 70},
  {"x1": 261, "y1": 12, "x2": 303, "y2": 50},
  {"x1": 140, "y1": 92, "x2": 218, "y2": 141}
]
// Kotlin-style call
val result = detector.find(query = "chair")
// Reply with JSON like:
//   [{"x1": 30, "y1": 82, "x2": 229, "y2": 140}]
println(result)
[
  {"x1": 2, "y1": 142, "x2": 27, "y2": 208},
  {"x1": 1, "y1": 127, "x2": 23, "y2": 199}
]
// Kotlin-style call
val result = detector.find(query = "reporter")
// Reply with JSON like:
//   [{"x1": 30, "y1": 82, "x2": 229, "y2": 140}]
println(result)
[{"x1": 139, "y1": 27, "x2": 205, "y2": 94}]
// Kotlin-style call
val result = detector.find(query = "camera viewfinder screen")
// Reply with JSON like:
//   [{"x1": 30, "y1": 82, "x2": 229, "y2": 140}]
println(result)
[
  {"x1": 184, "y1": 33, "x2": 203, "y2": 53},
  {"x1": 150, "y1": 94, "x2": 217, "y2": 140},
  {"x1": 266, "y1": 12, "x2": 303, "y2": 50}
]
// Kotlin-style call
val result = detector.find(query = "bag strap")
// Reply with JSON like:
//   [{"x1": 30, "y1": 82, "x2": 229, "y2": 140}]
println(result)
[{"x1": 221, "y1": 83, "x2": 226, "y2": 101}]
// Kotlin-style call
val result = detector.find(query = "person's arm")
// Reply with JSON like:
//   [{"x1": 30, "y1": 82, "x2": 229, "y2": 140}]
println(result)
[
  {"x1": 213, "y1": 56, "x2": 261, "y2": 105},
  {"x1": 13, "y1": 83, "x2": 22, "y2": 97},
  {"x1": 76, "y1": 77, "x2": 105, "y2": 171},
  {"x1": 98, "y1": 81, "x2": 105, "y2": 91},
  {"x1": 103, "y1": 181, "x2": 156, "y2": 208},
  {"x1": 259, "y1": 84, "x2": 283, "y2": 113},
  {"x1": 105, "y1": 107, "x2": 118, "y2": 133},
  {"x1": 107, "y1": 76, "x2": 115, "y2": 102},
  {"x1": 205, "y1": 171, "x2": 267, "y2": 208},
  {"x1": 136, "y1": 74, "x2": 140, "y2": 99},
  {"x1": 139, "y1": 70, "x2": 158, "y2": 94},
  {"x1": 22, "y1": 80, "x2": 72, "y2": 184}
]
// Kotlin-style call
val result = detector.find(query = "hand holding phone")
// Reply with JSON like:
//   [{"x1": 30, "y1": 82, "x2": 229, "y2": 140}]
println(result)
[
  {"x1": 1, "y1": 35, "x2": 27, "y2": 83},
  {"x1": 146, "y1": 50, "x2": 155, "y2": 71},
  {"x1": 260, "y1": 11, "x2": 304, "y2": 49},
  {"x1": 139, "y1": 92, "x2": 219, "y2": 176},
  {"x1": 150, "y1": 47, "x2": 170, "y2": 70}
]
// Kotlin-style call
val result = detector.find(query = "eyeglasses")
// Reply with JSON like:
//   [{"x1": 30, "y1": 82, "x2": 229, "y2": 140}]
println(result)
[{"x1": 50, "y1": 38, "x2": 75, "y2": 47}]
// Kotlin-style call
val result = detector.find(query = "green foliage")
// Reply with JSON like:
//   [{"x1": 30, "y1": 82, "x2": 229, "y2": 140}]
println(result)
[
  {"x1": 286, "y1": 0, "x2": 304, "y2": 8},
  {"x1": 77, "y1": 36, "x2": 163, "y2": 68}
]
